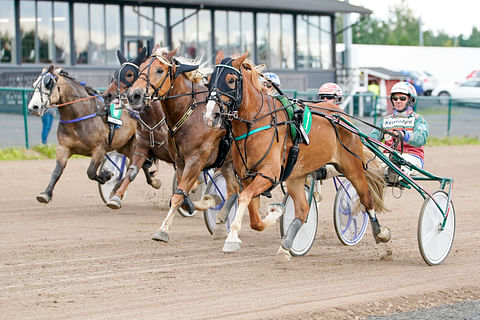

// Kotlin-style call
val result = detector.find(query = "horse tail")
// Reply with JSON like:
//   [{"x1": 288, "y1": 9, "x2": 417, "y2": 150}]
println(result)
[{"x1": 363, "y1": 146, "x2": 388, "y2": 213}]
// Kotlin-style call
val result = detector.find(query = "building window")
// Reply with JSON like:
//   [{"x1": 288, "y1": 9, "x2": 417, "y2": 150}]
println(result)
[
  {"x1": 89, "y1": 4, "x2": 105, "y2": 65},
  {"x1": 256, "y1": 13, "x2": 293, "y2": 69},
  {"x1": 297, "y1": 15, "x2": 332, "y2": 70},
  {"x1": 171, "y1": 8, "x2": 211, "y2": 60},
  {"x1": 105, "y1": 5, "x2": 120, "y2": 65},
  {"x1": 0, "y1": 0, "x2": 15, "y2": 63},
  {"x1": 75, "y1": 3, "x2": 119, "y2": 65},
  {"x1": 124, "y1": 5, "x2": 155, "y2": 59},
  {"x1": 215, "y1": 11, "x2": 252, "y2": 60},
  {"x1": 37, "y1": 1, "x2": 53, "y2": 63},
  {"x1": 20, "y1": 1, "x2": 36, "y2": 63},
  {"x1": 154, "y1": 8, "x2": 166, "y2": 48},
  {"x1": 74, "y1": 3, "x2": 89, "y2": 64},
  {"x1": 54, "y1": 2, "x2": 70, "y2": 64}
]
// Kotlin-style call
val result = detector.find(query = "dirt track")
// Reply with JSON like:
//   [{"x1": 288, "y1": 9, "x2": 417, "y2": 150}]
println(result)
[{"x1": 1, "y1": 145, "x2": 480, "y2": 320}]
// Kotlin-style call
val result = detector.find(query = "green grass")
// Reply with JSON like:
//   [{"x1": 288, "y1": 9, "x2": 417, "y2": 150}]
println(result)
[
  {"x1": 1, "y1": 137, "x2": 479, "y2": 160},
  {"x1": 0, "y1": 144, "x2": 86, "y2": 160},
  {"x1": 426, "y1": 136, "x2": 480, "y2": 146}
]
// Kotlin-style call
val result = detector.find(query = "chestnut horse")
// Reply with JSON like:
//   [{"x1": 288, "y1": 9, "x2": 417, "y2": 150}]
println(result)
[
  {"x1": 28, "y1": 63, "x2": 141, "y2": 203},
  {"x1": 102, "y1": 49, "x2": 172, "y2": 209},
  {"x1": 127, "y1": 48, "x2": 240, "y2": 242},
  {"x1": 203, "y1": 51, "x2": 389, "y2": 260}
]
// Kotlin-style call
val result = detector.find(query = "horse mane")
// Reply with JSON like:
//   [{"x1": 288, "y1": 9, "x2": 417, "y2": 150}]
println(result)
[
  {"x1": 57, "y1": 69, "x2": 99, "y2": 96},
  {"x1": 239, "y1": 59, "x2": 264, "y2": 92},
  {"x1": 175, "y1": 56, "x2": 210, "y2": 83}
]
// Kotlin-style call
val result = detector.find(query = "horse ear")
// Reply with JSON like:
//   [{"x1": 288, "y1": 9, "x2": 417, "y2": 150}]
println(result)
[
  {"x1": 47, "y1": 64, "x2": 55, "y2": 73},
  {"x1": 152, "y1": 44, "x2": 160, "y2": 55},
  {"x1": 215, "y1": 50, "x2": 224, "y2": 65},
  {"x1": 232, "y1": 51, "x2": 248, "y2": 69},
  {"x1": 166, "y1": 48, "x2": 178, "y2": 61},
  {"x1": 134, "y1": 47, "x2": 147, "y2": 66},
  {"x1": 117, "y1": 50, "x2": 127, "y2": 64}
]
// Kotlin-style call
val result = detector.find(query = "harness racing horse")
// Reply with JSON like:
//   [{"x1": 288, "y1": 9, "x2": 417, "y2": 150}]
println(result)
[
  {"x1": 27, "y1": 61, "x2": 142, "y2": 204},
  {"x1": 127, "y1": 47, "x2": 241, "y2": 242},
  {"x1": 102, "y1": 49, "x2": 172, "y2": 209},
  {"x1": 203, "y1": 51, "x2": 390, "y2": 260}
]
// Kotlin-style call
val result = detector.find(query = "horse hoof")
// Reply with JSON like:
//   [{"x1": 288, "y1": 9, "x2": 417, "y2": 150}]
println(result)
[
  {"x1": 223, "y1": 241, "x2": 241, "y2": 253},
  {"x1": 276, "y1": 246, "x2": 292, "y2": 263},
  {"x1": 106, "y1": 196, "x2": 122, "y2": 209},
  {"x1": 36, "y1": 193, "x2": 50, "y2": 204},
  {"x1": 150, "y1": 179, "x2": 162, "y2": 190},
  {"x1": 375, "y1": 227, "x2": 392, "y2": 243},
  {"x1": 152, "y1": 230, "x2": 169, "y2": 243},
  {"x1": 212, "y1": 224, "x2": 227, "y2": 239}
]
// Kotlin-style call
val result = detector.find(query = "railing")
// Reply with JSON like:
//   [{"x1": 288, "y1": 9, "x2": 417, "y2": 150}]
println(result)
[{"x1": 1, "y1": 87, "x2": 479, "y2": 148}]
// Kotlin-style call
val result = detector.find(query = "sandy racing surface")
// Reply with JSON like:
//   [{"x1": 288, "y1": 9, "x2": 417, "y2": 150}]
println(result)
[{"x1": 1, "y1": 145, "x2": 479, "y2": 319}]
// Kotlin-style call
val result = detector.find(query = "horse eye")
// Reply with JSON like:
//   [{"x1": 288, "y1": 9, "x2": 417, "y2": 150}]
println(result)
[
  {"x1": 156, "y1": 68, "x2": 164, "y2": 74},
  {"x1": 43, "y1": 77, "x2": 54, "y2": 90},
  {"x1": 228, "y1": 78, "x2": 235, "y2": 84}
]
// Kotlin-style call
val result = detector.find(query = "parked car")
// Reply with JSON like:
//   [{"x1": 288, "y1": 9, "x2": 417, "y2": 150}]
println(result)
[
  {"x1": 410, "y1": 70, "x2": 437, "y2": 96},
  {"x1": 431, "y1": 79, "x2": 480, "y2": 106},
  {"x1": 399, "y1": 70, "x2": 424, "y2": 96},
  {"x1": 466, "y1": 70, "x2": 480, "y2": 79}
]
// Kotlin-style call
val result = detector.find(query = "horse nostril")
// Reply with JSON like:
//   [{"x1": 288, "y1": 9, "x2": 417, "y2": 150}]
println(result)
[{"x1": 32, "y1": 105, "x2": 39, "y2": 110}]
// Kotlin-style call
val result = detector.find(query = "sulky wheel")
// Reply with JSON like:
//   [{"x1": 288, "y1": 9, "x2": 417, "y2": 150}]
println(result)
[{"x1": 418, "y1": 190, "x2": 455, "y2": 266}]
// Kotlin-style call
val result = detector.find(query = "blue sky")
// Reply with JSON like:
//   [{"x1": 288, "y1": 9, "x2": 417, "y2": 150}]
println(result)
[{"x1": 351, "y1": 0, "x2": 480, "y2": 37}]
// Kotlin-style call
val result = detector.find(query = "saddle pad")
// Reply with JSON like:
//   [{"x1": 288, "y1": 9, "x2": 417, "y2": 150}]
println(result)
[
  {"x1": 108, "y1": 103, "x2": 123, "y2": 126},
  {"x1": 275, "y1": 96, "x2": 311, "y2": 142}
]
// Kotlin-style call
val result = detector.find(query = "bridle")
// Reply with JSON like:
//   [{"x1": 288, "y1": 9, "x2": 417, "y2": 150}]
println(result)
[
  {"x1": 136, "y1": 54, "x2": 174, "y2": 108},
  {"x1": 112, "y1": 61, "x2": 140, "y2": 109},
  {"x1": 33, "y1": 72, "x2": 58, "y2": 113},
  {"x1": 207, "y1": 57, "x2": 244, "y2": 120}
]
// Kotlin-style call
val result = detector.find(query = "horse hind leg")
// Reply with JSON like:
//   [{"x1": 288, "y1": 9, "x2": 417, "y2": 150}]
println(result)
[
  {"x1": 276, "y1": 176, "x2": 309, "y2": 262},
  {"x1": 346, "y1": 171, "x2": 391, "y2": 244}
]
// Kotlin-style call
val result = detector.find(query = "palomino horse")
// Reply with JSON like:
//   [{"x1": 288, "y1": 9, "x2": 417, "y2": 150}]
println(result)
[
  {"x1": 127, "y1": 47, "x2": 240, "y2": 242},
  {"x1": 203, "y1": 51, "x2": 390, "y2": 260},
  {"x1": 27, "y1": 58, "x2": 144, "y2": 203},
  {"x1": 102, "y1": 49, "x2": 171, "y2": 209}
]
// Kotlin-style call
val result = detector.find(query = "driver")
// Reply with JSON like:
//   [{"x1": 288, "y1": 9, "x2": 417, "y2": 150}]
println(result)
[
  {"x1": 262, "y1": 72, "x2": 281, "y2": 96},
  {"x1": 369, "y1": 81, "x2": 429, "y2": 176}
]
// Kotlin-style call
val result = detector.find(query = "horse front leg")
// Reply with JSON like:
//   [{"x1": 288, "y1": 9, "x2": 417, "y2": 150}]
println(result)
[
  {"x1": 87, "y1": 148, "x2": 109, "y2": 184},
  {"x1": 37, "y1": 146, "x2": 71, "y2": 203},
  {"x1": 106, "y1": 153, "x2": 147, "y2": 209},
  {"x1": 151, "y1": 161, "x2": 204, "y2": 243},
  {"x1": 223, "y1": 174, "x2": 283, "y2": 253}
]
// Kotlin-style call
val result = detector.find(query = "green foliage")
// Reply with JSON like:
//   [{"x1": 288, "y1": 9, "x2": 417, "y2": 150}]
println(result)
[
  {"x1": 426, "y1": 136, "x2": 480, "y2": 146},
  {"x1": 348, "y1": 0, "x2": 480, "y2": 48}
]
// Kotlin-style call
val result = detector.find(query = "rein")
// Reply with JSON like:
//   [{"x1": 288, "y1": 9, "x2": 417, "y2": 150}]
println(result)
[{"x1": 51, "y1": 94, "x2": 100, "y2": 108}]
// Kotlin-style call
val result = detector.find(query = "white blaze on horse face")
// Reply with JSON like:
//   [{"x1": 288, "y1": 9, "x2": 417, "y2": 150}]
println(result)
[
  {"x1": 28, "y1": 76, "x2": 47, "y2": 116},
  {"x1": 204, "y1": 93, "x2": 220, "y2": 128}
]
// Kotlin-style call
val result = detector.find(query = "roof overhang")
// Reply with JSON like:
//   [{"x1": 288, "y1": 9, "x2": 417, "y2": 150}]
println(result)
[{"x1": 110, "y1": 0, "x2": 372, "y2": 15}]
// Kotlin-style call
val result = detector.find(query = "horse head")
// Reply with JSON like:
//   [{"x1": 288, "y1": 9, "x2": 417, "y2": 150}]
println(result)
[
  {"x1": 28, "y1": 65, "x2": 59, "y2": 116},
  {"x1": 127, "y1": 47, "x2": 177, "y2": 111},
  {"x1": 204, "y1": 50, "x2": 248, "y2": 129},
  {"x1": 103, "y1": 47, "x2": 147, "y2": 106}
]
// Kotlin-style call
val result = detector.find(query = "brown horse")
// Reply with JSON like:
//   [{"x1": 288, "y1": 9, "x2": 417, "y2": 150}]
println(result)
[
  {"x1": 102, "y1": 49, "x2": 172, "y2": 209},
  {"x1": 127, "y1": 47, "x2": 241, "y2": 242},
  {"x1": 203, "y1": 51, "x2": 389, "y2": 260},
  {"x1": 27, "y1": 62, "x2": 140, "y2": 204}
]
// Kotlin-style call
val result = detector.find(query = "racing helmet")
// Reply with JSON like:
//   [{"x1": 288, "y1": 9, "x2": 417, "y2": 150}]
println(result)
[
  {"x1": 263, "y1": 72, "x2": 281, "y2": 87},
  {"x1": 317, "y1": 82, "x2": 343, "y2": 104},
  {"x1": 390, "y1": 81, "x2": 417, "y2": 108}
]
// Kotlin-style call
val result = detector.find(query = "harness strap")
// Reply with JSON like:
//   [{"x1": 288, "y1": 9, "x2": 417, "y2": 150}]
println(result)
[
  {"x1": 59, "y1": 113, "x2": 97, "y2": 124},
  {"x1": 234, "y1": 125, "x2": 271, "y2": 141}
]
